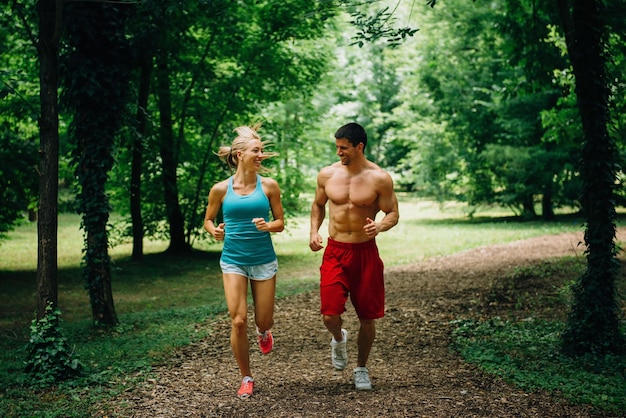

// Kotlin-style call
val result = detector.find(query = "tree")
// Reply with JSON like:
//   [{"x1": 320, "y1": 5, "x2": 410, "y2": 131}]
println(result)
[
  {"x1": 415, "y1": 0, "x2": 623, "y2": 354},
  {"x1": 61, "y1": 2, "x2": 134, "y2": 327},
  {"x1": 6, "y1": 0, "x2": 82, "y2": 385},
  {"x1": 30, "y1": 0, "x2": 61, "y2": 322},
  {"x1": 397, "y1": 0, "x2": 505, "y2": 205},
  {"x1": 558, "y1": 0, "x2": 624, "y2": 356},
  {"x1": 129, "y1": 36, "x2": 152, "y2": 261},
  {"x1": 0, "y1": 5, "x2": 40, "y2": 237},
  {"x1": 105, "y1": 0, "x2": 336, "y2": 252},
  {"x1": 154, "y1": 11, "x2": 189, "y2": 254}
]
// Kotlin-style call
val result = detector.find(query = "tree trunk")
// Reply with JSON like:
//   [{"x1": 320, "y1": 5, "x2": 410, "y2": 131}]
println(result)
[
  {"x1": 79, "y1": 145, "x2": 118, "y2": 327},
  {"x1": 558, "y1": 0, "x2": 624, "y2": 355},
  {"x1": 86, "y1": 228, "x2": 117, "y2": 326},
  {"x1": 541, "y1": 188, "x2": 555, "y2": 220},
  {"x1": 156, "y1": 44, "x2": 189, "y2": 254},
  {"x1": 35, "y1": 0, "x2": 59, "y2": 320},
  {"x1": 130, "y1": 49, "x2": 152, "y2": 261},
  {"x1": 521, "y1": 194, "x2": 536, "y2": 220},
  {"x1": 62, "y1": 2, "x2": 129, "y2": 328}
]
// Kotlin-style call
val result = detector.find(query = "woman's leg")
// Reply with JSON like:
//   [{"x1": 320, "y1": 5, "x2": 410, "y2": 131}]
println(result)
[
  {"x1": 250, "y1": 275, "x2": 276, "y2": 333},
  {"x1": 223, "y1": 273, "x2": 251, "y2": 378}
]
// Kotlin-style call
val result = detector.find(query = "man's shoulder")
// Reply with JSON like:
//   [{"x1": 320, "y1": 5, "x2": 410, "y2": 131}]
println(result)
[
  {"x1": 324, "y1": 161, "x2": 343, "y2": 169},
  {"x1": 363, "y1": 163, "x2": 394, "y2": 187},
  {"x1": 365, "y1": 161, "x2": 390, "y2": 175},
  {"x1": 318, "y1": 163, "x2": 342, "y2": 176}
]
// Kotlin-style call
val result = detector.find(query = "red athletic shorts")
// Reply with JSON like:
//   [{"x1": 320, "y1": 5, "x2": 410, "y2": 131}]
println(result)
[{"x1": 320, "y1": 238, "x2": 385, "y2": 320}]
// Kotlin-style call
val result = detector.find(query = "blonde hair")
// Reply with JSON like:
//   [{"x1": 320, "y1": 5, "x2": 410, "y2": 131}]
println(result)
[{"x1": 216, "y1": 122, "x2": 278, "y2": 171}]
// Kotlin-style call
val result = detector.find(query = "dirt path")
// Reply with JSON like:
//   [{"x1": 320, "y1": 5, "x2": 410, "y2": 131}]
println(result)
[{"x1": 111, "y1": 230, "x2": 625, "y2": 417}]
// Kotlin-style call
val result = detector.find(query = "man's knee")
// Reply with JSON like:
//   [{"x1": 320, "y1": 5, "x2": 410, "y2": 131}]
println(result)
[{"x1": 323, "y1": 314, "x2": 341, "y2": 326}]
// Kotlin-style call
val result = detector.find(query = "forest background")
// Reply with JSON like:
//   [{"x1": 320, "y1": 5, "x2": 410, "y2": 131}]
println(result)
[
  {"x1": 3, "y1": 0, "x2": 625, "y2": 253},
  {"x1": 1, "y1": 0, "x2": 625, "y2": 416}
]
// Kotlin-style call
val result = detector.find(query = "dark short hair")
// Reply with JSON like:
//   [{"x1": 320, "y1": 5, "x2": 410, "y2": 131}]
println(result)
[{"x1": 335, "y1": 123, "x2": 367, "y2": 149}]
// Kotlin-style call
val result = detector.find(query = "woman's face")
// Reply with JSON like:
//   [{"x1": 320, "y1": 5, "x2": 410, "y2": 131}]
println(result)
[{"x1": 238, "y1": 139, "x2": 265, "y2": 169}]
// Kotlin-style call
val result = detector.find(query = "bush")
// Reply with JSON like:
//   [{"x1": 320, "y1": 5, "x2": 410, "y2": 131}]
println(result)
[{"x1": 23, "y1": 303, "x2": 83, "y2": 387}]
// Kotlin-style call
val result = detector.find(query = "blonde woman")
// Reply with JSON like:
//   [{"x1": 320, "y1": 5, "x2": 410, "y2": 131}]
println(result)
[{"x1": 204, "y1": 123, "x2": 284, "y2": 399}]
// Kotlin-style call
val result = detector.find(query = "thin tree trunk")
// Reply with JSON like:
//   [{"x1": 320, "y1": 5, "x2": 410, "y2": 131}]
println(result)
[
  {"x1": 156, "y1": 45, "x2": 188, "y2": 254},
  {"x1": 35, "y1": 0, "x2": 59, "y2": 320},
  {"x1": 521, "y1": 194, "x2": 536, "y2": 220},
  {"x1": 130, "y1": 49, "x2": 152, "y2": 261},
  {"x1": 541, "y1": 187, "x2": 554, "y2": 220}
]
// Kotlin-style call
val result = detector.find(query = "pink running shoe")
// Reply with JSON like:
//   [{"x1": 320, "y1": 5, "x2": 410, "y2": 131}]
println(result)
[
  {"x1": 257, "y1": 329, "x2": 274, "y2": 355},
  {"x1": 237, "y1": 376, "x2": 254, "y2": 399}
]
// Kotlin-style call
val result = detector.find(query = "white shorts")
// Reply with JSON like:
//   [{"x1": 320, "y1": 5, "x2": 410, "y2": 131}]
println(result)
[{"x1": 219, "y1": 259, "x2": 278, "y2": 281}]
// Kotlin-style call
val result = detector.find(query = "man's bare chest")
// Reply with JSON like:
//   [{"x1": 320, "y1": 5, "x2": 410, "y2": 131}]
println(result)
[{"x1": 325, "y1": 177, "x2": 378, "y2": 207}]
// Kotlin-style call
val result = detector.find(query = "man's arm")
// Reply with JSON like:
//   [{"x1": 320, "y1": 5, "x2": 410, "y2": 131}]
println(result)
[
  {"x1": 309, "y1": 170, "x2": 329, "y2": 251},
  {"x1": 364, "y1": 171, "x2": 399, "y2": 238}
]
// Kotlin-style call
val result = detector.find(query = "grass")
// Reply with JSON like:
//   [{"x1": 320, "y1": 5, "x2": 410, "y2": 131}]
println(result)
[
  {"x1": 452, "y1": 318, "x2": 626, "y2": 413},
  {"x1": 452, "y1": 256, "x2": 626, "y2": 414},
  {"x1": 0, "y1": 198, "x2": 624, "y2": 417}
]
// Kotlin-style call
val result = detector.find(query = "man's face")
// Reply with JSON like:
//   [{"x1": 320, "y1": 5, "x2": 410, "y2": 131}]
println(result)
[{"x1": 335, "y1": 138, "x2": 360, "y2": 166}]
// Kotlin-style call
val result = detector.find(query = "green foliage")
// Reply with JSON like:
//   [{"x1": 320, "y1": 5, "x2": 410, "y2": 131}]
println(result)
[
  {"x1": 23, "y1": 304, "x2": 83, "y2": 387},
  {"x1": 3, "y1": 304, "x2": 225, "y2": 416},
  {"x1": 393, "y1": 0, "x2": 594, "y2": 217},
  {"x1": 451, "y1": 318, "x2": 626, "y2": 413},
  {"x1": 562, "y1": 260, "x2": 625, "y2": 356},
  {"x1": 102, "y1": 0, "x2": 338, "y2": 248},
  {"x1": 0, "y1": 129, "x2": 38, "y2": 237},
  {"x1": 0, "y1": 3, "x2": 40, "y2": 239},
  {"x1": 348, "y1": 6, "x2": 418, "y2": 48}
]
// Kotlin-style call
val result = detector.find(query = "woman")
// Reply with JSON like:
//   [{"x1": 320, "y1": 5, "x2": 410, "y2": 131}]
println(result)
[{"x1": 204, "y1": 123, "x2": 284, "y2": 399}]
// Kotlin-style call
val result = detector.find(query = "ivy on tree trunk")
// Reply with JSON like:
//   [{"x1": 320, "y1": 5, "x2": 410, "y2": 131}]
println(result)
[
  {"x1": 558, "y1": 0, "x2": 624, "y2": 356},
  {"x1": 61, "y1": 2, "x2": 134, "y2": 327}
]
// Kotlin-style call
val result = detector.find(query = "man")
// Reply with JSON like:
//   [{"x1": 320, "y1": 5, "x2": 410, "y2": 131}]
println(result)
[{"x1": 309, "y1": 122, "x2": 399, "y2": 390}]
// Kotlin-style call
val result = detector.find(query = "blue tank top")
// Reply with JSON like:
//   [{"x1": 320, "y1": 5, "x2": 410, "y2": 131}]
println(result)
[{"x1": 221, "y1": 175, "x2": 276, "y2": 265}]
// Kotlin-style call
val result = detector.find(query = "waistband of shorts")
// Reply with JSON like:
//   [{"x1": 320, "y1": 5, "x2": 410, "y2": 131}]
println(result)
[{"x1": 327, "y1": 237, "x2": 377, "y2": 250}]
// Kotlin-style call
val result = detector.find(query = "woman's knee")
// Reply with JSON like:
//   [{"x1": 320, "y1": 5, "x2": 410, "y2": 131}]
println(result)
[
  {"x1": 255, "y1": 312, "x2": 274, "y2": 331},
  {"x1": 231, "y1": 314, "x2": 247, "y2": 333}
]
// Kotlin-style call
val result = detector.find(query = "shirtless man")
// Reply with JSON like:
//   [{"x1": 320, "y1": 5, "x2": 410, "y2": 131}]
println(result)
[{"x1": 309, "y1": 122, "x2": 399, "y2": 390}]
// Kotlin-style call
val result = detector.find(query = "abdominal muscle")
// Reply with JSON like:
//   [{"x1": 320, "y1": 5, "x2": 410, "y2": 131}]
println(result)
[{"x1": 328, "y1": 202, "x2": 378, "y2": 243}]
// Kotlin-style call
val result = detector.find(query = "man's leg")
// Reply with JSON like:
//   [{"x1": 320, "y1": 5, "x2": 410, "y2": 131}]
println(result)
[
  {"x1": 357, "y1": 319, "x2": 375, "y2": 367},
  {"x1": 324, "y1": 314, "x2": 348, "y2": 370},
  {"x1": 323, "y1": 314, "x2": 343, "y2": 342},
  {"x1": 353, "y1": 318, "x2": 375, "y2": 390}
]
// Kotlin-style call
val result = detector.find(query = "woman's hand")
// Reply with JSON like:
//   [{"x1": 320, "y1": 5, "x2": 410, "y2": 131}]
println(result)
[
  {"x1": 252, "y1": 217, "x2": 269, "y2": 231},
  {"x1": 214, "y1": 222, "x2": 226, "y2": 240}
]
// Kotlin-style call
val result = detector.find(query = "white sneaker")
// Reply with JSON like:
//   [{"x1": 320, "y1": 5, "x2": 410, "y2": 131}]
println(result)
[
  {"x1": 354, "y1": 367, "x2": 372, "y2": 390},
  {"x1": 331, "y1": 328, "x2": 348, "y2": 370}
]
